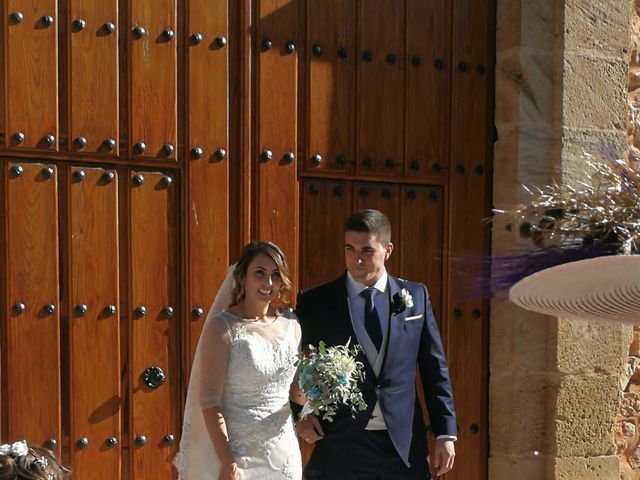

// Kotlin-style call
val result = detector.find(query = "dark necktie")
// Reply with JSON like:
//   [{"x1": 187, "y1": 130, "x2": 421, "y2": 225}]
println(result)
[{"x1": 360, "y1": 288, "x2": 382, "y2": 351}]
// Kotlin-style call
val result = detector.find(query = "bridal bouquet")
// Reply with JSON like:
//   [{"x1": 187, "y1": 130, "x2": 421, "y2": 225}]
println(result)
[{"x1": 297, "y1": 340, "x2": 367, "y2": 422}]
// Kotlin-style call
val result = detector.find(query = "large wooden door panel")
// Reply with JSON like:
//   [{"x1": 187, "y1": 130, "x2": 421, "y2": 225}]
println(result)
[
  {"x1": 447, "y1": 0, "x2": 492, "y2": 477},
  {"x1": 298, "y1": 1, "x2": 492, "y2": 477},
  {"x1": 3, "y1": 161, "x2": 61, "y2": 453}
]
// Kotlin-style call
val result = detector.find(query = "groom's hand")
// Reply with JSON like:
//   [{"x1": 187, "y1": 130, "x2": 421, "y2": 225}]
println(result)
[
  {"x1": 295, "y1": 416, "x2": 324, "y2": 444},
  {"x1": 433, "y1": 438, "x2": 455, "y2": 477}
]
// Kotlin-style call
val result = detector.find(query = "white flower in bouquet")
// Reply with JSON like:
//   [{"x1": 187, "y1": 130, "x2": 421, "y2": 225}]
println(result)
[{"x1": 296, "y1": 339, "x2": 367, "y2": 422}]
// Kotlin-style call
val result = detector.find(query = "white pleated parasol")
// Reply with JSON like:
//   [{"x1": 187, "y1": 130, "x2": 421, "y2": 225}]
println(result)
[{"x1": 509, "y1": 255, "x2": 640, "y2": 324}]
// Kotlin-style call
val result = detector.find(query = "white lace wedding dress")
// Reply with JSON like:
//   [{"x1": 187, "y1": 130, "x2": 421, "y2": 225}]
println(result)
[{"x1": 175, "y1": 308, "x2": 302, "y2": 480}]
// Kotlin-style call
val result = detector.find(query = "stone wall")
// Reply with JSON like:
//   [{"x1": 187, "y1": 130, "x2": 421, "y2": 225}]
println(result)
[
  {"x1": 616, "y1": 5, "x2": 640, "y2": 477},
  {"x1": 493, "y1": 0, "x2": 632, "y2": 478},
  {"x1": 617, "y1": 331, "x2": 640, "y2": 480}
]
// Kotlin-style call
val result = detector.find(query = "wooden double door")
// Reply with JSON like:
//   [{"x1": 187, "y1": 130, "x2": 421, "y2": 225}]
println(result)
[{"x1": 0, "y1": 0, "x2": 492, "y2": 479}]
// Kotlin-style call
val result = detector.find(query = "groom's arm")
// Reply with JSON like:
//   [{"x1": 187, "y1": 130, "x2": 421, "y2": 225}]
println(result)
[
  {"x1": 294, "y1": 290, "x2": 314, "y2": 348},
  {"x1": 416, "y1": 283, "x2": 458, "y2": 438}
]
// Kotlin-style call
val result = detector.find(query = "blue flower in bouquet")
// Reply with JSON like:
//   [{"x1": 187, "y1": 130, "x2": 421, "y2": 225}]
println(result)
[
  {"x1": 296, "y1": 339, "x2": 367, "y2": 422},
  {"x1": 298, "y1": 366, "x2": 314, "y2": 389},
  {"x1": 307, "y1": 387, "x2": 321, "y2": 400}
]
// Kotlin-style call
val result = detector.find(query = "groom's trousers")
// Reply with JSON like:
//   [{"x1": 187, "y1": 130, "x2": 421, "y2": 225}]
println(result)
[{"x1": 304, "y1": 429, "x2": 430, "y2": 480}]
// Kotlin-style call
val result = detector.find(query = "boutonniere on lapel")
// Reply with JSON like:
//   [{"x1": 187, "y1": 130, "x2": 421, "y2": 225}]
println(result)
[{"x1": 391, "y1": 288, "x2": 414, "y2": 315}]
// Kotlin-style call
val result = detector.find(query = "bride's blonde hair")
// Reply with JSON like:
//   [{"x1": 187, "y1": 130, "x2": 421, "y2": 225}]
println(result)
[{"x1": 230, "y1": 241, "x2": 292, "y2": 307}]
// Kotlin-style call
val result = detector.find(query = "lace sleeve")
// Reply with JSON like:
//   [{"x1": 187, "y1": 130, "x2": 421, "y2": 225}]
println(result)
[
  {"x1": 198, "y1": 315, "x2": 231, "y2": 409},
  {"x1": 282, "y1": 308, "x2": 302, "y2": 348}
]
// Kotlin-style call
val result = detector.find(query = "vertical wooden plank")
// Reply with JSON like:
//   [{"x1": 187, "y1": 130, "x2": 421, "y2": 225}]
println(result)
[
  {"x1": 256, "y1": 0, "x2": 299, "y2": 284},
  {"x1": 353, "y1": 182, "x2": 401, "y2": 275},
  {"x1": 0, "y1": 13, "x2": 5, "y2": 142},
  {"x1": 186, "y1": 0, "x2": 228, "y2": 164},
  {"x1": 186, "y1": 0, "x2": 230, "y2": 364},
  {"x1": 228, "y1": 0, "x2": 253, "y2": 254},
  {"x1": 306, "y1": 0, "x2": 356, "y2": 173},
  {"x1": 5, "y1": 0, "x2": 59, "y2": 151},
  {"x1": 68, "y1": 1, "x2": 119, "y2": 154},
  {"x1": 68, "y1": 167, "x2": 120, "y2": 479},
  {"x1": 129, "y1": 0, "x2": 177, "y2": 159},
  {"x1": 357, "y1": 0, "x2": 404, "y2": 176},
  {"x1": 448, "y1": 0, "x2": 492, "y2": 477},
  {"x1": 0, "y1": 161, "x2": 5, "y2": 438},
  {"x1": 406, "y1": 0, "x2": 452, "y2": 178},
  {"x1": 300, "y1": 179, "x2": 352, "y2": 288},
  {"x1": 5, "y1": 162, "x2": 60, "y2": 451},
  {"x1": 400, "y1": 186, "x2": 444, "y2": 325},
  {"x1": 130, "y1": 171, "x2": 180, "y2": 480}
]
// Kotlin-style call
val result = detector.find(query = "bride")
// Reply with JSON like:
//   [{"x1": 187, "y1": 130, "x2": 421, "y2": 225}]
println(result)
[{"x1": 175, "y1": 241, "x2": 303, "y2": 480}]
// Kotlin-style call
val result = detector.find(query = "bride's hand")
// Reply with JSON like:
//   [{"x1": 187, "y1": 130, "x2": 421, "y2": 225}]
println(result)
[
  {"x1": 295, "y1": 415, "x2": 324, "y2": 444},
  {"x1": 219, "y1": 461, "x2": 239, "y2": 480}
]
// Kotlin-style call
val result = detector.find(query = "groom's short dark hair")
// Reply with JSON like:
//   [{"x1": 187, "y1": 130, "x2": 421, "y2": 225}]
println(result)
[{"x1": 345, "y1": 209, "x2": 392, "y2": 246}]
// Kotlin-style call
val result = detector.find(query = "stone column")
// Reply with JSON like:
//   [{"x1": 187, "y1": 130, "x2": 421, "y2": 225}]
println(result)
[{"x1": 492, "y1": 1, "x2": 632, "y2": 479}]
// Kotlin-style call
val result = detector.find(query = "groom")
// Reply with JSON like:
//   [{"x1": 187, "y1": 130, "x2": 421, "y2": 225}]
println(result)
[{"x1": 292, "y1": 209, "x2": 457, "y2": 479}]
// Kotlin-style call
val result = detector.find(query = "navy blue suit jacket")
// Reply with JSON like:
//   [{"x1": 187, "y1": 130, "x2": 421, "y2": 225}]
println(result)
[{"x1": 296, "y1": 272, "x2": 457, "y2": 468}]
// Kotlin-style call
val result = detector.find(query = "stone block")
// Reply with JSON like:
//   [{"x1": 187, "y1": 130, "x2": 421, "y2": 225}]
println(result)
[
  {"x1": 497, "y1": 0, "x2": 559, "y2": 53},
  {"x1": 553, "y1": 455, "x2": 620, "y2": 480},
  {"x1": 556, "y1": 319, "x2": 631, "y2": 375},
  {"x1": 492, "y1": 125, "x2": 560, "y2": 204},
  {"x1": 490, "y1": 373, "x2": 552, "y2": 455},
  {"x1": 564, "y1": 0, "x2": 631, "y2": 54},
  {"x1": 630, "y1": 331, "x2": 640, "y2": 357},
  {"x1": 491, "y1": 302, "x2": 555, "y2": 374},
  {"x1": 562, "y1": 54, "x2": 628, "y2": 130},
  {"x1": 555, "y1": 375, "x2": 622, "y2": 457},
  {"x1": 489, "y1": 453, "x2": 548, "y2": 480},
  {"x1": 495, "y1": 49, "x2": 557, "y2": 128}
]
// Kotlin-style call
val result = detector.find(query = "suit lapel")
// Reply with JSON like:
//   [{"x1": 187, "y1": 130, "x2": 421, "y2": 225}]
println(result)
[
  {"x1": 380, "y1": 275, "x2": 404, "y2": 375},
  {"x1": 333, "y1": 273, "x2": 358, "y2": 343},
  {"x1": 335, "y1": 273, "x2": 378, "y2": 381}
]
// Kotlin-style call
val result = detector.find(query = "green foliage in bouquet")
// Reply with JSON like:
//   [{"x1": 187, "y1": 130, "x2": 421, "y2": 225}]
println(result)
[{"x1": 296, "y1": 340, "x2": 368, "y2": 422}]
